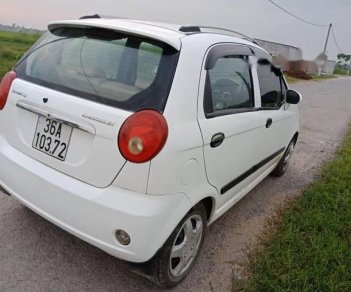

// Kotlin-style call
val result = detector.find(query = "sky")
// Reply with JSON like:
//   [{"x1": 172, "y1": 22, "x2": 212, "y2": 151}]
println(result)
[{"x1": 1, "y1": 0, "x2": 350, "y2": 60}]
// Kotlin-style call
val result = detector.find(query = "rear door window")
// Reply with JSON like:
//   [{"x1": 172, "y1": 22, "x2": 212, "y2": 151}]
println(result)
[
  {"x1": 205, "y1": 55, "x2": 254, "y2": 116},
  {"x1": 15, "y1": 27, "x2": 179, "y2": 112}
]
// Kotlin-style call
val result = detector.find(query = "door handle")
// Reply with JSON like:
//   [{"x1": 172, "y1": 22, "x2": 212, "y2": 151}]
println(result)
[
  {"x1": 266, "y1": 118, "x2": 273, "y2": 128},
  {"x1": 210, "y1": 132, "x2": 225, "y2": 148}
]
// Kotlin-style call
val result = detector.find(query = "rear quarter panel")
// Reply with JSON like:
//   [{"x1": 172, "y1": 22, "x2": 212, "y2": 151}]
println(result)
[{"x1": 146, "y1": 36, "x2": 218, "y2": 210}]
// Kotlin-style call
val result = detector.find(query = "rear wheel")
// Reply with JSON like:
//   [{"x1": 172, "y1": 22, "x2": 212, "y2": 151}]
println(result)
[
  {"x1": 153, "y1": 204, "x2": 207, "y2": 288},
  {"x1": 272, "y1": 137, "x2": 296, "y2": 177}
]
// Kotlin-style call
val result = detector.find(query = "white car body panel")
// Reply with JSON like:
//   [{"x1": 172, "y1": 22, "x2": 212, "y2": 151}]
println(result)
[
  {"x1": 113, "y1": 161, "x2": 150, "y2": 194},
  {"x1": 250, "y1": 63, "x2": 300, "y2": 165}
]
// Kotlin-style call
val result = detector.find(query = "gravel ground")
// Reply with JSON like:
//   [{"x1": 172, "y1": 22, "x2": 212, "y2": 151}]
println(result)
[{"x1": 1, "y1": 77, "x2": 351, "y2": 292}]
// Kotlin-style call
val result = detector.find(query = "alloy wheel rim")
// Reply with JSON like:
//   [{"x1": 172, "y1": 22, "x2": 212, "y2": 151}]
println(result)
[{"x1": 169, "y1": 214, "x2": 203, "y2": 278}]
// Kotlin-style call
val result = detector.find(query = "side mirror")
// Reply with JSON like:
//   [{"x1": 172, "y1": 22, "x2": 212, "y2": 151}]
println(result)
[{"x1": 286, "y1": 89, "x2": 301, "y2": 104}]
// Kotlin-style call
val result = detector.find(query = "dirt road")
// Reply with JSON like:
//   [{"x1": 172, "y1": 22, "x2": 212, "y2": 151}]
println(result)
[{"x1": 1, "y1": 77, "x2": 351, "y2": 291}]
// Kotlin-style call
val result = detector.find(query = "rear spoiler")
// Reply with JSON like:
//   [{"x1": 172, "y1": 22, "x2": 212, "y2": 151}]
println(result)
[{"x1": 48, "y1": 20, "x2": 182, "y2": 51}]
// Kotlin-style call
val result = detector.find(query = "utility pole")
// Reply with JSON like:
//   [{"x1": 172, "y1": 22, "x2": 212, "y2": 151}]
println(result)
[{"x1": 322, "y1": 23, "x2": 332, "y2": 74}]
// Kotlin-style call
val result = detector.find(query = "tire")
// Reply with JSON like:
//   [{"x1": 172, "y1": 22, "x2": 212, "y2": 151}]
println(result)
[
  {"x1": 271, "y1": 137, "x2": 296, "y2": 177},
  {"x1": 152, "y1": 204, "x2": 208, "y2": 289}
]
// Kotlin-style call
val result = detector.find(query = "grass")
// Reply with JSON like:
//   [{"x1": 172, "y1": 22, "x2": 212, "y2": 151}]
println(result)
[
  {"x1": 310, "y1": 74, "x2": 338, "y2": 81},
  {"x1": 334, "y1": 67, "x2": 351, "y2": 76},
  {"x1": 285, "y1": 75, "x2": 302, "y2": 84},
  {"x1": 0, "y1": 46, "x2": 25, "y2": 79},
  {"x1": 0, "y1": 30, "x2": 40, "y2": 46},
  {"x1": 0, "y1": 30, "x2": 40, "y2": 79},
  {"x1": 245, "y1": 127, "x2": 351, "y2": 291}
]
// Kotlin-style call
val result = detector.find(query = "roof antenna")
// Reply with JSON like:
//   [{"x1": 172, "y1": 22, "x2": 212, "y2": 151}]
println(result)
[{"x1": 79, "y1": 14, "x2": 101, "y2": 20}]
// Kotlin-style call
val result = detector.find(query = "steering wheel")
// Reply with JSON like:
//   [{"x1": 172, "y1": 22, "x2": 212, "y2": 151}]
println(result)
[{"x1": 212, "y1": 78, "x2": 241, "y2": 110}]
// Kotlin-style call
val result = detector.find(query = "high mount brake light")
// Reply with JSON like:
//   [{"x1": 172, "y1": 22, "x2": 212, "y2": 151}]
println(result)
[
  {"x1": 118, "y1": 110, "x2": 168, "y2": 163},
  {"x1": 0, "y1": 71, "x2": 16, "y2": 110}
]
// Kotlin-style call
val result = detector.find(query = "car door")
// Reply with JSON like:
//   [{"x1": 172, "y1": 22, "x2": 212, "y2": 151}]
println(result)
[
  {"x1": 254, "y1": 60, "x2": 296, "y2": 167},
  {"x1": 197, "y1": 44, "x2": 263, "y2": 209}
]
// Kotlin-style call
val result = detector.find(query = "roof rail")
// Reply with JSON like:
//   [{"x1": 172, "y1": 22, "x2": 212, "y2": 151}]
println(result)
[{"x1": 179, "y1": 25, "x2": 259, "y2": 45}]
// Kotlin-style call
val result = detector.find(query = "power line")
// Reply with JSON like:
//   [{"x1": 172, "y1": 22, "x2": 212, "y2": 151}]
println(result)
[
  {"x1": 267, "y1": 0, "x2": 328, "y2": 27},
  {"x1": 331, "y1": 26, "x2": 344, "y2": 53},
  {"x1": 266, "y1": 0, "x2": 348, "y2": 54}
]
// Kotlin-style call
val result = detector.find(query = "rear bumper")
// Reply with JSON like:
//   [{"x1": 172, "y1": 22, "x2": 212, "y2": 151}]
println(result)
[{"x1": 0, "y1": 136, "x2": 192, "y2": 263}]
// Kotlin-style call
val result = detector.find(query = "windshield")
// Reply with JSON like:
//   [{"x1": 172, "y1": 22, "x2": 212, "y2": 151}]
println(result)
[{"x1": 15, "y1": 27, "x2": 179, "y2": 112}]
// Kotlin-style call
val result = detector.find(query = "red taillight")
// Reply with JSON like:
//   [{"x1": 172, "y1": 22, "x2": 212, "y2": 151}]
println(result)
[
  {"x1": 118, "y1": 110, "x2": 168, "y2": 163},
  {"x1": 0, "y1": 71, "x2": 16, "y2": 110}
]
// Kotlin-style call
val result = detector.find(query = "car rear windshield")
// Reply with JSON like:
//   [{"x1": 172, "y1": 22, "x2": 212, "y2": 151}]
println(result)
[{"x1": 15, "y1": 27, "x2": 180, "y2": 112}]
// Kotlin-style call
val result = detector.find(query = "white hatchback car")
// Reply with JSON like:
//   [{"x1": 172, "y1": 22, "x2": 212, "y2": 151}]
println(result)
[{"x1": 0, "y1": 16, "x2": 300, "y2": 288}]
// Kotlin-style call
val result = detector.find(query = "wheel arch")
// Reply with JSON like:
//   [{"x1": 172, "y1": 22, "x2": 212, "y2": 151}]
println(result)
[
  {"x1": 196, "y1": 196, "x2": 216, "y2": 222},
  {"x1": 292, "y1": 131, "x2": 299, "y2": 144}
]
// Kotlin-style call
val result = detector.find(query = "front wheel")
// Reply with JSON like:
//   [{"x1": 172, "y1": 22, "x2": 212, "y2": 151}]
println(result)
[
  {"x1": 272, "y1": 137, "x2": 296, "y2": 177},
  {"x1": 153, "y1": 204, "x2": 207, "y2": 288}
]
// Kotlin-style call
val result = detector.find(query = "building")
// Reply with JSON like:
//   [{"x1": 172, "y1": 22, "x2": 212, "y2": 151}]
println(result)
[
  {"x1": 324, "y1": 60, "x2": 337, "y2": 74},
  {"x1": 254, "y1": 38, "x2": 303, "y2": 61},
  {"x1": 255, "y1": 38, "x2": 336, "y2": 75}
]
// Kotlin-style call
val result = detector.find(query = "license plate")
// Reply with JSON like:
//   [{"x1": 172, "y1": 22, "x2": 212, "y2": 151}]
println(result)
[{"x1": 32, "y1": 116, "x2": 73, "y2": 161}]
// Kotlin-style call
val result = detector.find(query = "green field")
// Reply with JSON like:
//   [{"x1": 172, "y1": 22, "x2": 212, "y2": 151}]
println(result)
[
  {"x1": 334, "y1": 67, "x2": 351, "y2": 76},
  {"x1": 245, "y1": 127, "x2": 351, "y2": 291},
  {"x1": 0, "y1": 30, "x2": 40, "y2": 79}
]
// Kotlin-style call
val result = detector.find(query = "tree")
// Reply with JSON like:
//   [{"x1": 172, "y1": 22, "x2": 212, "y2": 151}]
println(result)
[{"x1": 337, "y1": 53, "x2": 351, "y2": 66}]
